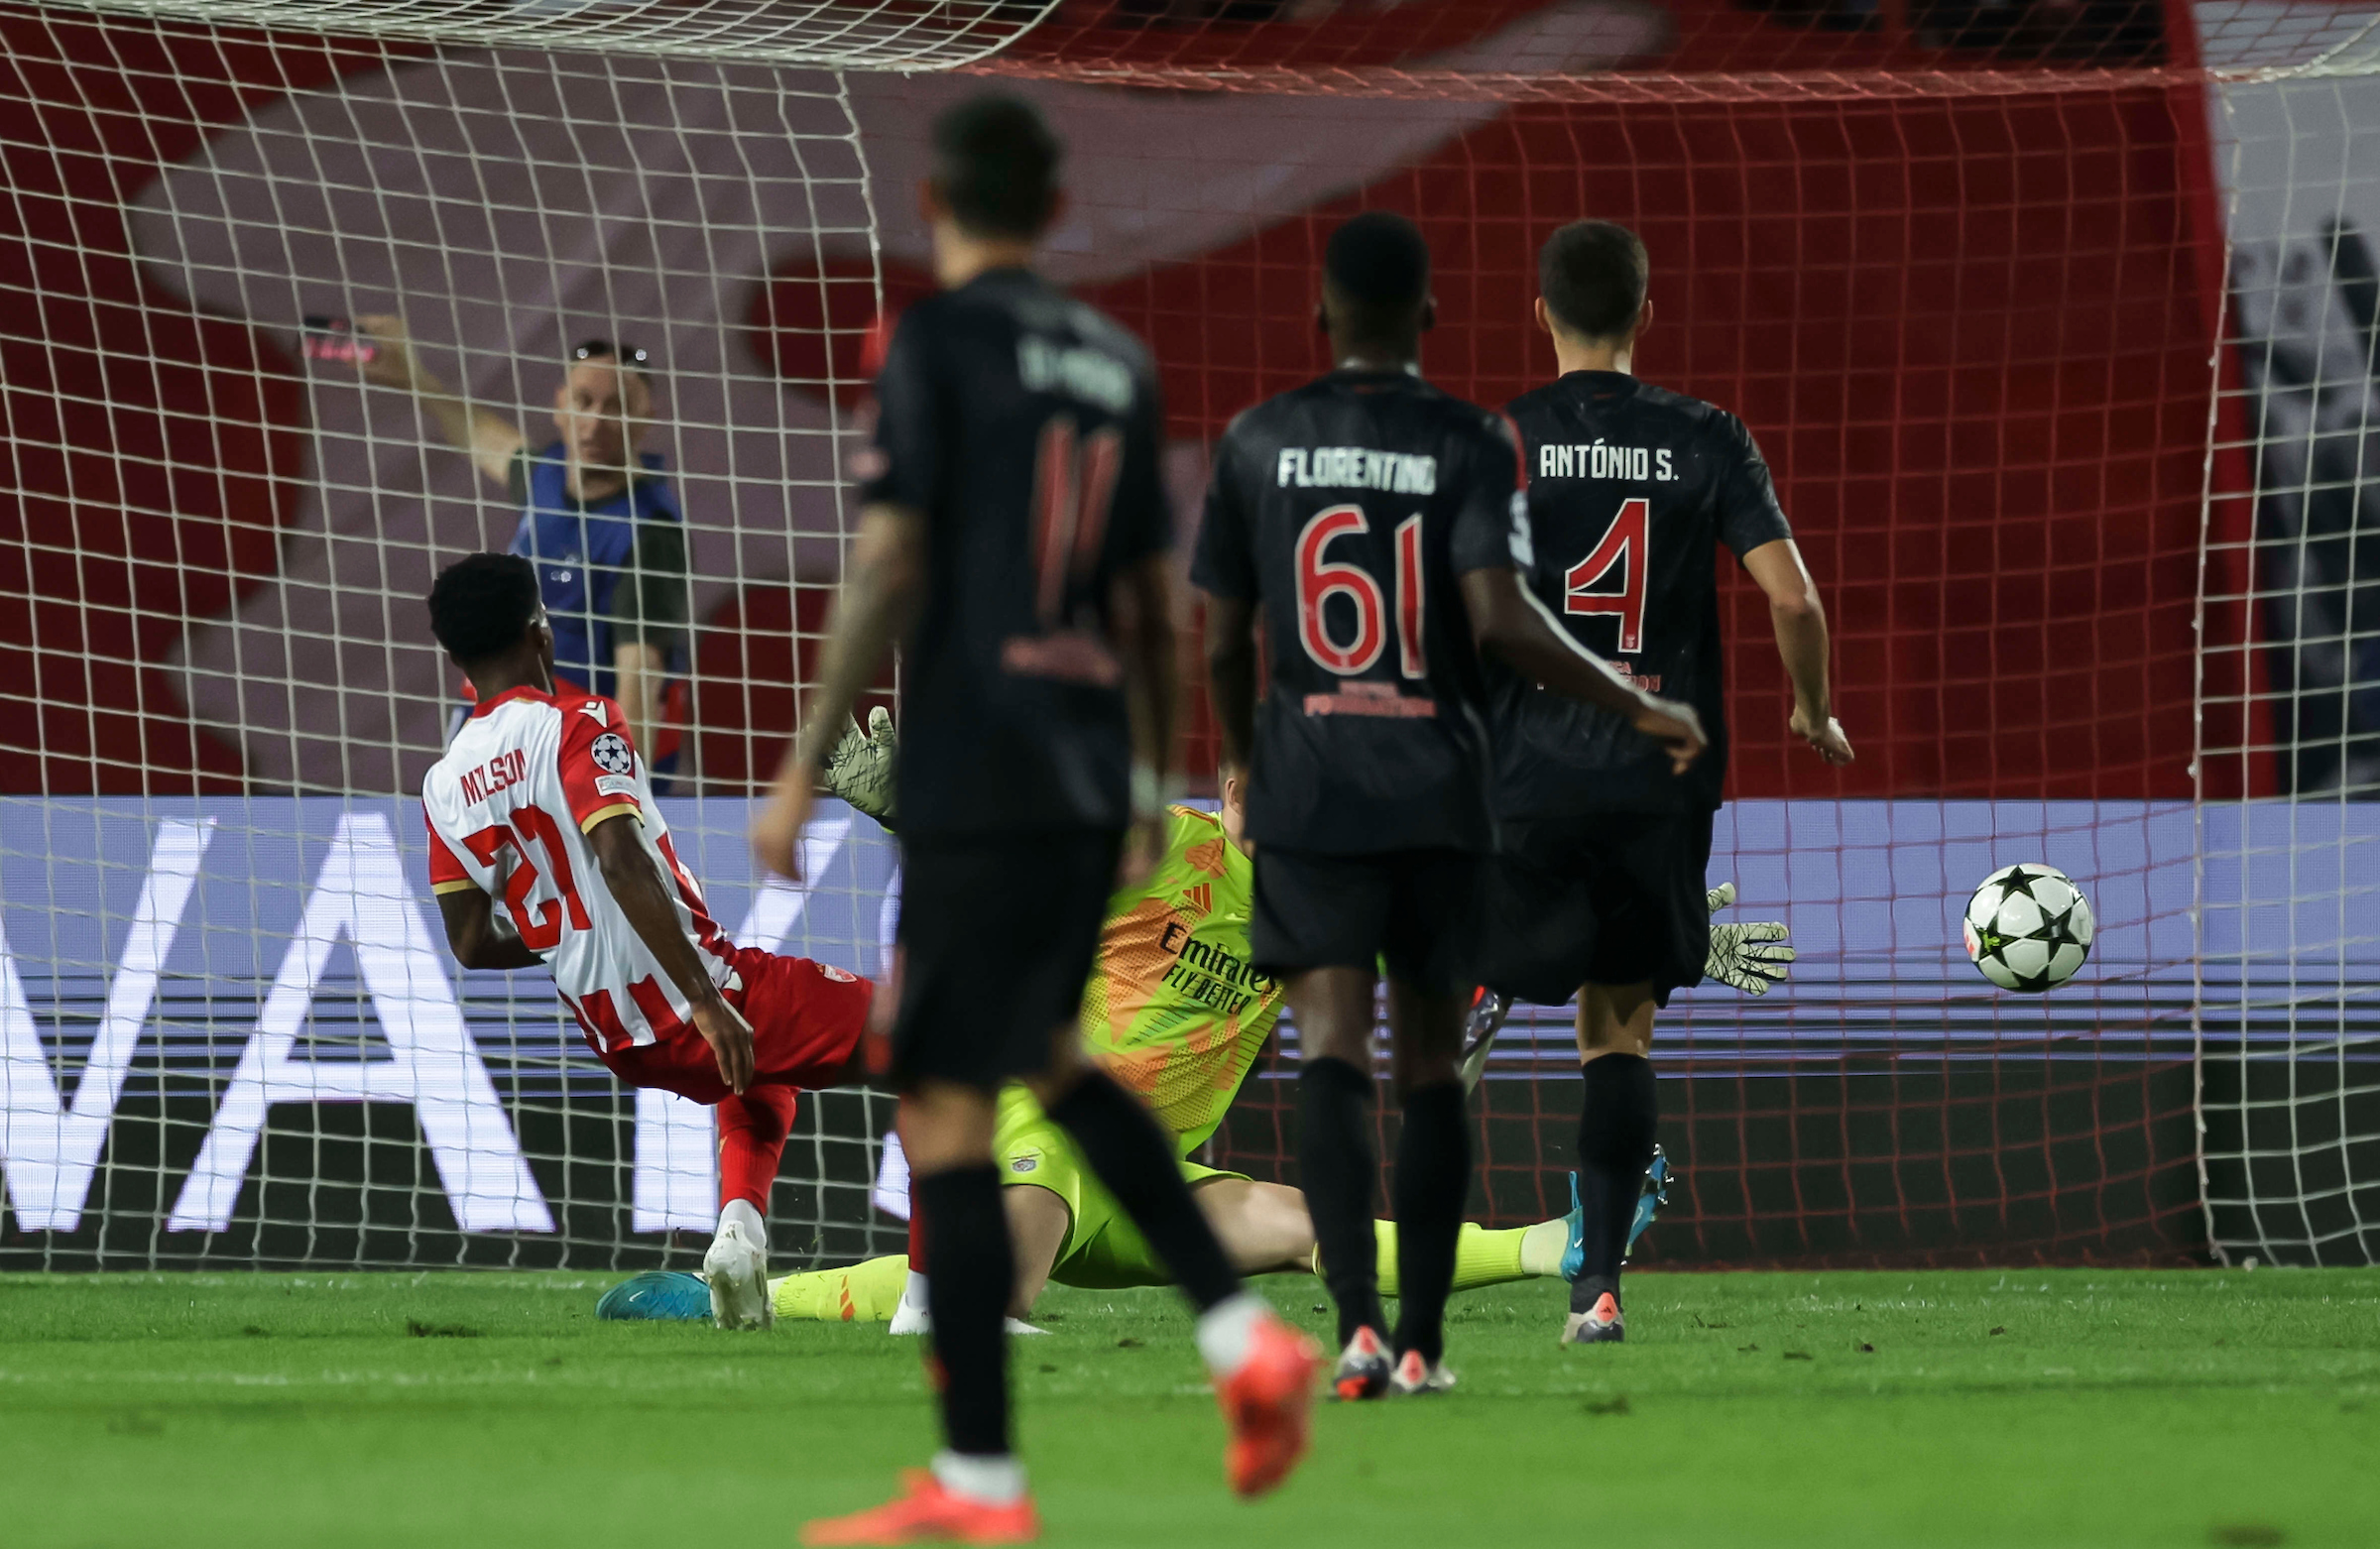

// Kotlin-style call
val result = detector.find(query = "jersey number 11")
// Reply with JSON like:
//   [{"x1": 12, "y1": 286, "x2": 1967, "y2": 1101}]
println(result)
[{"x1": 1031, "y1": 417, "x2": 1124, "y2": 629}]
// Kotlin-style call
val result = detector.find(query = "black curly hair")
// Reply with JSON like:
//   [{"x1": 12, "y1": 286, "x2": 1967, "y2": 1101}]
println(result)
[{"x1": 425, "y1": 552, "x2": 541, "y2": 665}]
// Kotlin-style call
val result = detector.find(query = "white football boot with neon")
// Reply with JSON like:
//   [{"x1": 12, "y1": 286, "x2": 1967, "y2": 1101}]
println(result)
[{"x1": 704, "y1": 1205, "x2": 775, "y2": 1332}]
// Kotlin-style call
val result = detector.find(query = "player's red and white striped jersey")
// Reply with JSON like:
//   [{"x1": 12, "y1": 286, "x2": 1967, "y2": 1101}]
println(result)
[{"x1": 422, "y1": 684, "x2": 736, "y2": 1052}]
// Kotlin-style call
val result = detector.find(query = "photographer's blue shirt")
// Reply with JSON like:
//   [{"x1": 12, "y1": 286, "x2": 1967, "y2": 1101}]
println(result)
[{"x1": 504, "y1": 443, "x2": 688, "y2": 702}]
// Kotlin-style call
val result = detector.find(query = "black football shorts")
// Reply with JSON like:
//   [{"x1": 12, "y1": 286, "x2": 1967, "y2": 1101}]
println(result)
[
  {"x1": 1477, "y1": 809, "x2": 1716, "y2": 1008},
  {"x1": 890, "y1": 828, "x2": 1121, "y2": 1091},
  {"x1": 1250, "y1": 845, "x2": 1482, "y2": 996}
]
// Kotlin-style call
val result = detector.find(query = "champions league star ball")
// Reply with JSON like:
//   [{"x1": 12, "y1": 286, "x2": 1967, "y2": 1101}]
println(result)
[{"x1": 1963, "y1": 865, "x2": 2095, "y2": 993}]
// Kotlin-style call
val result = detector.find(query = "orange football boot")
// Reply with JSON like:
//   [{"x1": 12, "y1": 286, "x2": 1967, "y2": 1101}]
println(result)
[
  {"x1": 802, "y1": 1470, "x2": 1039, "y2": 1546},
  {"x1": 1216, "y1": 1313, "x2": 1324, "y2": 1497},
  {"x1": 1330, "y1": 1324, "x2": 1392, "y2": 1400},
  {"x1": 1561, "y1": 1290, "x2": 1625, "y2": 1345}
]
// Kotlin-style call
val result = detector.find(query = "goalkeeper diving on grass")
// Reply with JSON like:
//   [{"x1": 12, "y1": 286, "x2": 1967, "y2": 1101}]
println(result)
[{"x1": 599, "y1": 714, "x2": 1793, "y2": 1329}]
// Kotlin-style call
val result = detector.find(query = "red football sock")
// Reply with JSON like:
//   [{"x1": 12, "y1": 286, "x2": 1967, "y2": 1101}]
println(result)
[{"x1": 715, "y1": 1085, "x2": 798, "y2": 1212}]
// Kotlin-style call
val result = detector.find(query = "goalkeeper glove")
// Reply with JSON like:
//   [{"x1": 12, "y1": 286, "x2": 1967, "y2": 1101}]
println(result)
[
  {"x1": 823, "y1": 706, "x2": 897, "y2": 830},
  {"x1": 1703, "y1": 881, "x2": 1792, "y2": 994}
]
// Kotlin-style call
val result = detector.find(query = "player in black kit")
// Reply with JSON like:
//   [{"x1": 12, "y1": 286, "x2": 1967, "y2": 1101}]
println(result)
[
  {"x1": 753, "y1": 94, "x2": 1319, "y2": 1544},
  {"x1": 1195, "y1": 211, "x2": 1708, "y2": 1400},
  {"x1": 1481, "y1": 219, "x2": 1855, "y2": 1347}
]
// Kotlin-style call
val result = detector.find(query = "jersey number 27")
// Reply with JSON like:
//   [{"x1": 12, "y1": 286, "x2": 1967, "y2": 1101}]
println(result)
[
  {"x1": 1563, "y1": 496, "x2": 1648, "y2": 653},
  {"x1": 461, "y1": 808, "x2": 591, "y2": 952},
  {"x1": 1295, "y1": 504, "x2": 1425, "y2": 677}
]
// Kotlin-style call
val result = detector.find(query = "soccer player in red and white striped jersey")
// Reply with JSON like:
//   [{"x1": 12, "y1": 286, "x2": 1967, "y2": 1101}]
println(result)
[{"x1": 421, "y1": 552, "x2": 874, "y2": 1328}]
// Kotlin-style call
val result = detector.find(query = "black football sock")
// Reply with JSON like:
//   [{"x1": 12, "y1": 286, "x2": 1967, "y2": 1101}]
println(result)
[
  {"x1": 1572, "y1": 1051, "x2": 1658, "y2": 1316},
  {"x1": 1298, "y1": 1055, "x2": 1386, "y2": 1348},
  {"x1": 1389, "y1": 1079, "x2": 1471, "y2": 1367},
  {"x1": 915, "y1": 1165, "x2": 1013, "y2": 1457},
  {"x1": 1045, "y1": 1067, "x2": 1242, "y2": 1313}
]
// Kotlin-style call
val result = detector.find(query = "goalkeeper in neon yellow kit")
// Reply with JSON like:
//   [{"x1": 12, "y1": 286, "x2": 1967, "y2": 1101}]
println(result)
[{"x1": 599, "y1": 712, "x2": 1791, "y2": 1327}]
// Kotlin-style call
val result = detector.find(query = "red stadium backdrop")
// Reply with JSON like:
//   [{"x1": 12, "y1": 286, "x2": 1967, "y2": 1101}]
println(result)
[
  {"x1": 0, "y1": 2, "x2": 2262, "y2": 802},
  {"x1": 0, "y1": 0, "x2": 2278, "y2": 1266}
]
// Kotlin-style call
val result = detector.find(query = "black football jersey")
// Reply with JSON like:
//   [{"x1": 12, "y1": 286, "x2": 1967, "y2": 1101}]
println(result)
[
  {"x1": 1191, "y1": 368, "x2": 1531, "y2": 855},
  {"x1": 860, "y1": 268, "x2": 1171, "y2": 839},
  {"x1": 1494, "y1": 370, "x2": 1794, "y2": 816}
]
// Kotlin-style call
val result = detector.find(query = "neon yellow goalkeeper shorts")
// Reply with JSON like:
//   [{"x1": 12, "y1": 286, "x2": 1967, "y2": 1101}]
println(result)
[{"x1": 993, "y1": 1085, "x2": 1246, "y2": 1290}]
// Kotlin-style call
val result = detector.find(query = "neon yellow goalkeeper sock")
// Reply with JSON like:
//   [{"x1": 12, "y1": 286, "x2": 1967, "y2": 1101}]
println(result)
[
  {"x1": 1358, "y1": 1221, "x2": 1542, "y2": 1297},
  {"x1": 1516, "y1": 1217, "x2": 1569, "y2": 1278},
  {"x1": 770, "y1": 1253, "x2": 910, "y2": 1323}
]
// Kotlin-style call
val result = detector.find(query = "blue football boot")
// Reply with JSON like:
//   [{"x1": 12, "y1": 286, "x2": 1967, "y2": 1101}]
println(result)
[
  {"x1": 1625, "y1": 1145, "x2": 1672, "y2": 1262},
  {"x1": 596, "y1": 1269, "x2": 712, "y2": 1322},
  {"x1": 1556, "y1": 1146, "x2": 1674, "y2": 1284},
  {"x1": 1557, "y1": 1170, "x2": 1588, "y2": 1281}
]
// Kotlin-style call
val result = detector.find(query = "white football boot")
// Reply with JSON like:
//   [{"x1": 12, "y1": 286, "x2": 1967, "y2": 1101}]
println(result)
[
  {"x1": 703, "y1": 1218, "x2": 774, "y2": 1331},
  {"x1": 885, "y1": 1269, "x2": 1045, "y2": 1336},
  {"x1": 1388, "y1": 1348, "x2": 1458, "y2": 1396},
  {"x1": 888, "y1": 1268, "x2": 933, "y2": 1336}
]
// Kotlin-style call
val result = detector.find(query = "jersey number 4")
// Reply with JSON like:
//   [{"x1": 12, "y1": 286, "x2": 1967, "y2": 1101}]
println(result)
[
  {"x1": 1563, "y1": 496, "x2": 1648, "y2": 653},
  {"x1": 1295, "y1": 504, "x2": 1424, "y2": 677}
]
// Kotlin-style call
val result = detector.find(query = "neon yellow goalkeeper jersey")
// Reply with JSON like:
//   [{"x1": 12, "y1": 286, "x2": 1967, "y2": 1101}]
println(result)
[{"x1": 1078, "y1": 804, "x2": 1281, "y2": 1156}]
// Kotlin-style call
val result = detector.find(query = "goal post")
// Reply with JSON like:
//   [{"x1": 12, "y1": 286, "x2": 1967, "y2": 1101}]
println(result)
[
  {"x1": 2197, "y1": 37, "x2": 2380, "y2": 1266},
  {"x1": 48, "y1": 0, "x2": 1060, "y2": 67},
  {"x1": 0, "y1": 0, "x2": 2374, "y2": 1271}
]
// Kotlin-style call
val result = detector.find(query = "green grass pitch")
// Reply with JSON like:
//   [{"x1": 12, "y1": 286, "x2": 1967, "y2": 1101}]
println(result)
[{"x1": 3, "y1": 1267, "x2": 2375, "y2": 1547}]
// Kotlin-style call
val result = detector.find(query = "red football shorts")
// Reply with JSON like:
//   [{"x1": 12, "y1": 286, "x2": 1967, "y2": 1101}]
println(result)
[{"x1": 599, "y1": 947, "x2": 874, "y2": 1106}]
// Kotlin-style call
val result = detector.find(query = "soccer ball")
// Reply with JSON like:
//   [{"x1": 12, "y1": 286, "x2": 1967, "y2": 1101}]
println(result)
[{"x1": 1962, "y1": 864, "x2": 2094, "y2": 993}]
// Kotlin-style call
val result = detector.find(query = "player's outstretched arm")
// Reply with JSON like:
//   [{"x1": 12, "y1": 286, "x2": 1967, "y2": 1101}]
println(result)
[
  {"x1": 1113, "y1": 551, "x2": 1182, "y2": 885},
  {"x1": 434, "y1": 888, "x2": 544, "y2": 972},
  {"x1": 1741, "y1": 539, "x2": 1853, "y2": 767},
  {"x1": 752, "y1": 503, "x2": 924, "y2": 880},
  {"x1": 1202, "y1": 591, "x2": 1260, "y2": 773},
  {"x1": 351, "y1": 314, "x2": 526, "y2": 491},
  {"x1": 1458, "y1": 566, "x2": 1708, "y2": 774},
  {"x1": 587, "y1": 812, "x2": 756, "y2": 1092}
]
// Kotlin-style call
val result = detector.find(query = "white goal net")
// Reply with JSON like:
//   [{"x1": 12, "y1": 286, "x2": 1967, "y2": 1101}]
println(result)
[
  {"x1": 2200, "y1": 17, "x2": 2380, "y2": 1266},
  {"x1": 0, "y1": 12, "x2": 971, "y2": 1268}
]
